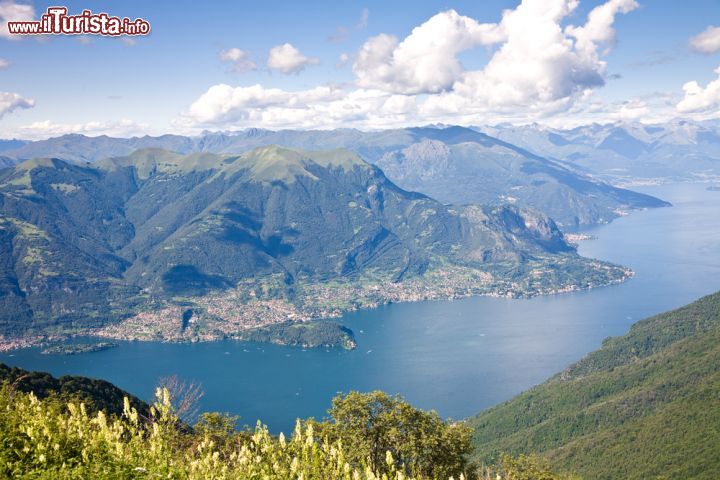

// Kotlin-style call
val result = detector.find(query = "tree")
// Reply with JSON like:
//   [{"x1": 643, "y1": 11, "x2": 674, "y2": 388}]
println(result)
[
  {"x1": 314, "y1": 390, "x2": 473, "y2": 479},
  {"x1": 477, "y1": 454, "x2": 579, "y2": 480}
]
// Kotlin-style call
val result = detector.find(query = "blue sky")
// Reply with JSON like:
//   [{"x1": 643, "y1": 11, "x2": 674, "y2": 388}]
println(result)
[{"x1": 1, "y1": 0, "x2": 720, "y2": 139}]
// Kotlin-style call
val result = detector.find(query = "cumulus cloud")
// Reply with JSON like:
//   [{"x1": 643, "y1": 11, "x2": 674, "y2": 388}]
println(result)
[
  {"x1": 689, "y1": 26, "x2": 720, "y2": 54},
  {"x1": 354, "y1": 0, "x2": 636, "y2": 108},
  {"x1": 677, "y1": 66, "x2": 720, "y2": 113},
  {"x1": 219, "y1": 48, "x2": 257, "y2": 73},
  {"x1": 565, "y1": 0, "x2": 638, "y2": 55},
  {"x1": 267, "y1": 43, "x2": 319, "y2": 74},
  {"x1": 0, "y1": 58, "x2": 8, "y2": 69},
  {"x1": 0, "y1": 91, "x2": 34, "y2": 118},
  {"x1": 353, "y1": 10, "x2": 504, "y2": 94},
  {"x1": 611, "y1": 99, "x2": 650, "y2": 120},
  {"x1": 178, "y1": 83, "x2": 421, "y2": 130},
  {"x1": 185, "y1": 84, "x2": 345, "y2": 125},
  {"x1": 0, "y1": 1, "x2": 35, "y2": 39},
  {"x1": 181, "y1": 0, "x2": 640, "y2": 130},
  {"x1": 7, "y1": 119, "x2": 152, "y2": 140},
  {"x1": 533, "y1": 91, "x2": 680, "y2": 129}
]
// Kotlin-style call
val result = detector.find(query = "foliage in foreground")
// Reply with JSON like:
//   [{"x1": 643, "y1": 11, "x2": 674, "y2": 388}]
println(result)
[
  {"x1": 0, "y1": 386, "x2": 405, "y2": 479},
  {"x1": 477, "y1": 455, "x2": 580, "y2": 480},
  {"x1": 311, "y1": 391, "x2": 473, "y2": 479},
  {"x1": 0, "y1": 385, "x2": 475, "y2": 479},
  {"x1": 0, "y1": 383, "x2": 574, "y2": 479}
]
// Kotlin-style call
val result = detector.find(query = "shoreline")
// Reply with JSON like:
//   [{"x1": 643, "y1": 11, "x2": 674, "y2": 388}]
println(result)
[{"x1": 0, "y1": 262, "x2": 633, "y2": 353}]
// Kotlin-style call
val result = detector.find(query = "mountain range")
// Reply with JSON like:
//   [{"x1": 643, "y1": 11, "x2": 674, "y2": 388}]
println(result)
[
  {"x1": 0, "y1": 146, "x2": 627, "y2": 346},
  {"x1": 0, "y1": 126, "x2": 669, "y2": 227},
  {"x1": 482, "y1": 120, "x2": 720, "y2": 185}
]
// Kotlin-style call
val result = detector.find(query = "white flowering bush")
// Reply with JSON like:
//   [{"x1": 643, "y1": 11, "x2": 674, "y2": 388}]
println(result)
[{"x1": 0, "y1": 386, "x2": 471, "y2": 479}]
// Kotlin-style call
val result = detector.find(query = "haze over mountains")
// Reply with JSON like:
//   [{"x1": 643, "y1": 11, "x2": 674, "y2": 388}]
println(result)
[
  {"x1": 0, "y1": 125, "x2": 672, "y2": 227},
  {"x1": 482, "y1": 120, "x2": 720, "y2": 185},
  {"x1": 0, "y1": 146, "x2": 626, "y2": 343}
]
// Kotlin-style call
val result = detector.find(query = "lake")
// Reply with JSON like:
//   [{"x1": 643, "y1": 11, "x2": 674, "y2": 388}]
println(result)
[{"x1": 2, "y1": 183, "x2": 719, "y2": 433}]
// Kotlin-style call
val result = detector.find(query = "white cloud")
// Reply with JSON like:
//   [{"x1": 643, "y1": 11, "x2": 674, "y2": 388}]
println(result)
[
  {"x1": 677, "y1": 66, "x2": 720, "y2": 113},
  {"x1": 0, "y1": 58, "x2": 8, "y2": 69},
  {"x1": 177, "y1": 83, "x2": 421, "y2": 131},
  {"x1": 180, "y1": 0, "x2": 641, "y2": 130},
  {"x1": 267, "y1": 43, "x2": 319, "y2": 74},
  {"x1": 610, "y1": 99, "x2": 649, "y2": 120},
  {"x1": 0, "y1": 91, "x2": 34, "y2": 118},
  {"x1": 439, "y1": 0, "x2": 636, "y2": 114},
  {"x1": 353, "y1": 10, "x2": 503, "y2": 94},
  {"x1": 184, "y1": 84, "x2": 345, "y2": 125},
  {"x1": 219, "y1": 48, "x2": 257, "y2": 73},
  {"x1": 526, "y1": 91, "x2": 680, "y2": 129},
  {"x1": 689, "y1": 26, "x2": 720, "y2": 54},
  {"x1": 336, "y1": 52, "x2": 350, "y2": 69},
  {"x1": 0, "y1": 1, "x2": 35, "y2": 39},
  {"x1": 354, "y1": 0, "x2": 636, "y2": 107},
  {"x1": 566, "y1": 0, "x2": 638, "y2": 55},
  {"x1": 7, "y1": 119, "x2": 152, "y2": 140}
]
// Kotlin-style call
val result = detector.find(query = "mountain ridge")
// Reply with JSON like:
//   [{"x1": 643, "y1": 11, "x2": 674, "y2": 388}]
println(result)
[
  {"x1": 0, "y1": 126, "x2": 669, "y2": 227},
  {"x1": 482, "y1": 120, "x2": 720, "y2": 184},
  {"x1": 0, "y1": 146, "x2": 629, "y2": 349}
]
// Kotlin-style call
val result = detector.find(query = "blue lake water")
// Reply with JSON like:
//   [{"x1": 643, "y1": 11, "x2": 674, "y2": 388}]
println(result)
[{"x1": 2, "y1": 183, "x2": 719, "y2": 433}]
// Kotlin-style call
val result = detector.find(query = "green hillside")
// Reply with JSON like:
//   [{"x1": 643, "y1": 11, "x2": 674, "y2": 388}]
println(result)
[
  {"x1": 0, "y1": 147, "x2": 628, "y2": 348},
  {"x1": 0, "y1": 363, "x2": 148, "y2": 417},
  {"x1": 468, "y1": 291, "x2": 720, "y2": 479}
]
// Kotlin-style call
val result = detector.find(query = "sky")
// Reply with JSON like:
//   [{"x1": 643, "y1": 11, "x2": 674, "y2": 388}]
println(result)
[{"x1": 1, "y1": 0, "x2": 720, "y2": 139}]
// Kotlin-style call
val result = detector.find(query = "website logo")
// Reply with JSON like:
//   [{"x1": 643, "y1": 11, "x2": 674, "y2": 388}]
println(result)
[{"x1": 8, "y1": 6, "x2": 150, "y2": 36}]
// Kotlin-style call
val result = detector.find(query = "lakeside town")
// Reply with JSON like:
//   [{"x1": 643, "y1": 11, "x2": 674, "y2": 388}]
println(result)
[
  {"x1": 89, "y1": 258, "x2": 631, "y2": 347},
  {"x1": 0, "y1": 253, "x2": 632, "y2": 352}
]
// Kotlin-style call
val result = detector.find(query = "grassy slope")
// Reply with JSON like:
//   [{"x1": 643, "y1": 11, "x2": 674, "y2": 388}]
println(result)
[{"x1": 468, "y1": 291, "x2": 720, "y2": 480}]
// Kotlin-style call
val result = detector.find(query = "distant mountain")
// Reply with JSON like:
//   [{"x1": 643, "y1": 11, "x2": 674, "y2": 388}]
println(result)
[
  {"x1": 1, "y1": 133, "x2": 195, "y2": 164},
  {"x1": 483, "y1": 120, "x2": 720, "y2": 184},
  {"x1": 0, "y1": 147, "x2": 627, "y2": 345},
  {"x1": 0, "y1": 126, "x2": 668, "y2": 227},
  {"x1": 468, "y1": 291, "x2": 720, "y2": 480},
  {"x1": 373, "y1": 127, "x2": 668, "y2": 226},
  {"x1": 0, "y1": 139, "x2": 27, "y2": 153},
  {"x1": 0, "y1": 129, "x2": 412, "y2": 164}
]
